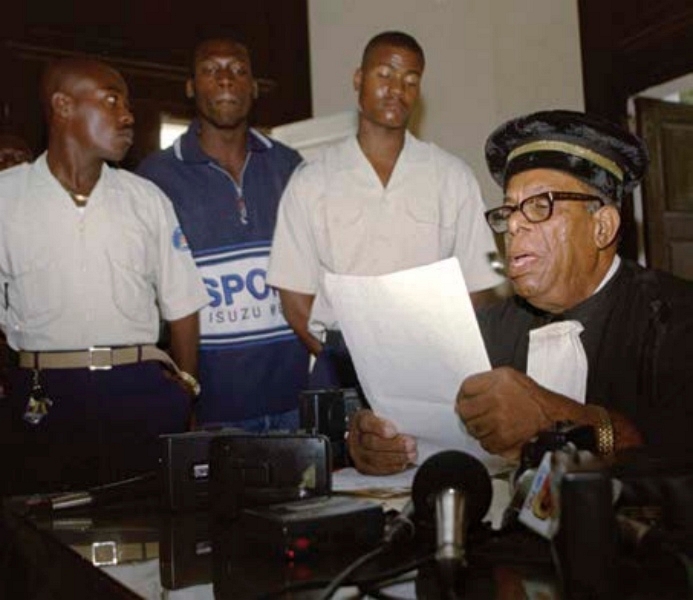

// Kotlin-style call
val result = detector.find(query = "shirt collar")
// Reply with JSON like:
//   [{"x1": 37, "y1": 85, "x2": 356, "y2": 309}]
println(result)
[
  {"x1": 594, "y1": 255, "x2": 621, "y2": 294},
  {"x1": 35, "y1": 151, "x2": 109, "y2": 197},
  {"x1": 174, "y1": 119, "x2": 273, "y2": 164},
  {"x1": 345, "y1": 129, "x2": 418, "y2": 173}
]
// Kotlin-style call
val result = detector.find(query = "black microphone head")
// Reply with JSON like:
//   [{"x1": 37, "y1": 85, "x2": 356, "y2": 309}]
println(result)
[{"x1": 412, "y1": 450, "x2": 493, "y2": 527}]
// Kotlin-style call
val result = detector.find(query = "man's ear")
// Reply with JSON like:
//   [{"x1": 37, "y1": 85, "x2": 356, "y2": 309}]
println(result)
[
  {"x1": 51, "y1": 92, "x2": 72, "y2": 120},
  {"x1": 185, "y1": 79, "x2": 195, "y2": 99},
  {"x1": 353, "y1": 68, "x2": 362, "y2": 92},
  {"x1": 252, "y1": 80, "x2": 259, "y2": 99},
  {"x1": 593, "y1": 204, "x2": 621, "y2": 249}
]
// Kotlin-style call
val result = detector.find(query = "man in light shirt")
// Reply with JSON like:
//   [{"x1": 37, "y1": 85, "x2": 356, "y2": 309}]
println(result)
[
  {"x1": 0, "y1": 58, "x2": 209, "y2": 494},
  {"x1": 268, "y1": 31, "x2": 505, "y2": 391}
]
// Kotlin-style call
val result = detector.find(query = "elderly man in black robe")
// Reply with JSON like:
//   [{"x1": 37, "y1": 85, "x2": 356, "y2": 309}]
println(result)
[{"x1": 348, "y1": 110, "x2": 693, "y2": 474}]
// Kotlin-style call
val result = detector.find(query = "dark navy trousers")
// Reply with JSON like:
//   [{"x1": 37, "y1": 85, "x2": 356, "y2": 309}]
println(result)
[
  {"x1": 309, "y1": 330, "x2": 360, "y2": 391},
  {"x1": 1, "y1": 361, "x2": 189, "y2": 496}
]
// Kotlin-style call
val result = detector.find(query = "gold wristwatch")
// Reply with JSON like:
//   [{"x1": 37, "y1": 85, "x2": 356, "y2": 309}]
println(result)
[{"x1": 593, "y1": 405, "x2": 615, "y2": 456}]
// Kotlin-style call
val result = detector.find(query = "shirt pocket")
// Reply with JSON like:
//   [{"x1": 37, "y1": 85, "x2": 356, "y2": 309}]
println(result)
[
  {"x1": 10, "y1": 250, "x2": 64, "y2": 328},
  {"x1": 400, "y1": 193, "x2": 456, "y2": 257},
  {"x1": 106, "y1": 243, "x2": 156, "y2": 325},
  {"x1": 319, "y1": 194, "x2": 367, "y2": 273},
  {"x1": 401, "y1": 175, "x2": 457, "y2": 257},
  {"x1": 404, "y1": 189, "x2": 442, "y2": 226}
]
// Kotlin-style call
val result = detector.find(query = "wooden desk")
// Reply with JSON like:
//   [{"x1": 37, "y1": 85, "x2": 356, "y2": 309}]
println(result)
[
  {"x1": 0, "y1": 495, "x2": 556, "y2": 599},
  {"x1": 2, "y1": 494, "x2": 685, "y2": 600},
  {"x1": 1, "y1": 497, "x2": 144, "y2": 599}
]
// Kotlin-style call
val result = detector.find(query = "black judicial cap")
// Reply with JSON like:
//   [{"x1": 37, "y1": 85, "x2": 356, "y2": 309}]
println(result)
[{"x1": 485, "y1": 110, "x2": 649, "y2": 201}]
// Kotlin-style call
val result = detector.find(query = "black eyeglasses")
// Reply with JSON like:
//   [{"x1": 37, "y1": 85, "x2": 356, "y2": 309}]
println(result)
[{"x1": 484, "y1": 191, "x2": 605, "y2": 234}]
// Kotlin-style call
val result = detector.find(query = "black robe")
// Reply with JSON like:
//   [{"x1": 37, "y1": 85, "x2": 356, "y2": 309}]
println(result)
[{"x1": 477, "y1": 260, "x2": 693, "y2": 458}]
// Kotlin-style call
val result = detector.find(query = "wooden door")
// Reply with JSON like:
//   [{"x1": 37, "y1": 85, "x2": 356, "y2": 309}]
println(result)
[{"x1": 636, "y1": 96, "x2": 693, "y2": 281}]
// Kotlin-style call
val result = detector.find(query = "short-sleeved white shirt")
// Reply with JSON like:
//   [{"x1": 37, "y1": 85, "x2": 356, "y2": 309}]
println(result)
[
  {"x1": 267, "y1": 132, "x2": 504, "y2": 336},
  {"x1": 0, "y1": 153, "x2": 209, "y2": 351}
]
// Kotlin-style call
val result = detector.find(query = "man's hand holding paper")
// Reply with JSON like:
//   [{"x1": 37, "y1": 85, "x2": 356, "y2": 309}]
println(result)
[{"x1": 324, "y1": 258, "x2": 509, "y2": 475}]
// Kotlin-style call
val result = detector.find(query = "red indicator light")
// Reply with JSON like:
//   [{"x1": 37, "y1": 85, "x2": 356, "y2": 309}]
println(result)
[{"x1": 294, "y1": 537, "x2": 311, "y2": 551}]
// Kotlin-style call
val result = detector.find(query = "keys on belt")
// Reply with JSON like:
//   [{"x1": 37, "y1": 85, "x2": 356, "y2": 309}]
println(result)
[{"x1": 16, "y1": 345, "x2": 183, "y2": 426}]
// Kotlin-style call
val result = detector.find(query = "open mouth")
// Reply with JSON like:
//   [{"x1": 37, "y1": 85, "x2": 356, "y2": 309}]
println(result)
[{"x1": 507, "y1": 252, "x2": 536, "y2": 274}]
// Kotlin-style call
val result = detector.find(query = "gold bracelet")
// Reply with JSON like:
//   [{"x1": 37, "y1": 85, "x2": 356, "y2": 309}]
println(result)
[
  {"x1": 178, "y1": 371, "x2": 201, "y2": 397},
  {"x1": 593, "y1": 405, "x2": 615, "y2": 456}
]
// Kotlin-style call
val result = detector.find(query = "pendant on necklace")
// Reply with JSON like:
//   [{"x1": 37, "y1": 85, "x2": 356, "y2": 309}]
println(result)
[{"x1": 70, "y1": 192, "x2": 89, "y2": 207}]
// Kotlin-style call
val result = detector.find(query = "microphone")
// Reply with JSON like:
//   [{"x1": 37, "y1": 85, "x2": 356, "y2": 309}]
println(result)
[
  {"x1": 383, "y1": 499, "x2": 416, "y2": 545},
  {"x1": 319, "y1": 453, "x2": 491, "y2": 600},
  {"x1": 23, "y1": 471, "x2": 158, "y2": 512},
  {"x1": 408, "y1": 451, "x2": 492, "y2": 600},
  {"x1": 411, "y1": 450, "x2": 493, "y2": 566}
]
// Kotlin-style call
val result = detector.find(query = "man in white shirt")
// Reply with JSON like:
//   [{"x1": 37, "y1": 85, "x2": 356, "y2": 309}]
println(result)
[
  {"x1": 0, "y1": 58, "x2": 209, "y2": 494},
  {"x1": 268, "y1": 31, "x2": 505, "y2": 390}
]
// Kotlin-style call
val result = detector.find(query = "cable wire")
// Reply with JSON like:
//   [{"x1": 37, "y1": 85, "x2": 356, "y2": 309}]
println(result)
[{"x1": 316, "y1": 544, "x2": 387, "y2": 600}]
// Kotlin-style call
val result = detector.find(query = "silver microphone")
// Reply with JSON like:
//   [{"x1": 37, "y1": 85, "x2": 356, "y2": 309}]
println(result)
[{"x1": 435, "y1": 487, "x2": 468, "y2": 565}]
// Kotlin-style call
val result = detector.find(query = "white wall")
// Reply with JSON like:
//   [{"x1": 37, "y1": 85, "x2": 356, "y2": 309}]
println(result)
[{"x1": 307, "y1": 0, "x2": 584, "y2": 204}]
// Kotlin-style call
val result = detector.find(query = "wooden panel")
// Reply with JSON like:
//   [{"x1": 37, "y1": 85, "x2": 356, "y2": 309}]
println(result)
[
  {"x1": 617, "y1": 1, "x2": 693, "y2": 50},
  {"x1": 670, "y1": 241, "x2": 693, "y2": 281},
  {"x1": 579, "y1": 2, "x2": 693, "y2": 270},
  {"x1": 663, "y1": 214, "x2": 693, "y2": 241},
  {"x1": 661, "y1": 122, "x2": 693, "y2": 212},
  {"x1": 0, "y1": 1, "x2": 311, "y2": 164},
  {"x1": 636, "y1": 96, "x2": 693, "y2": 280},
  {"x1": 579, "y1": 0, "x2": 693, "y2": 117}
]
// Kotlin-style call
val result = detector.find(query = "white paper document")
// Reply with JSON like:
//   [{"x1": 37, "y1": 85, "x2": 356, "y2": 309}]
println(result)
[
  {"x1": 331, "y1": 466, "x2": 416, "y2": 493},
  {"x1": 324, "y1": 258, "x2": 508, "y2": 475},
  {"x1": 332, "y1": 469, "x2": 511, "y2": 531}
]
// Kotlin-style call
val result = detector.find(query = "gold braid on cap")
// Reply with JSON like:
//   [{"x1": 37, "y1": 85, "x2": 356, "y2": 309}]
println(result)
[{"x1": 507, "y1": 140, "x2": 624, "y2": 182}]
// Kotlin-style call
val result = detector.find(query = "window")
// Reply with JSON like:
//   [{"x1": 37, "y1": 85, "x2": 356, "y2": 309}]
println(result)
[{"x1": 159, "y1": 115, "x2": 191, "y2": 149}]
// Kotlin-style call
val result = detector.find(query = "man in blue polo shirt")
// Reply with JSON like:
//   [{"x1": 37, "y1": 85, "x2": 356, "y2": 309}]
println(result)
[{"x1": 138, "y1": 37, "x2": 308, "y2": 431}]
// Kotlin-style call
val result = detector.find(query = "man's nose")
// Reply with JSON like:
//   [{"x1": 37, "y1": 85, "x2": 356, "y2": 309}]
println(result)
[
  {"x1": 506, "y1": 208, "x2": 529, "y2": 236},
  {"x1": 121, "y1": 108, "x2": 134, "y2": 126},
  {"x1": 215, "y1": 66, "x2": 236, "y2": 84},
  {"x1": 388, "y1": 76, "x2": 405, "y2": 96}
]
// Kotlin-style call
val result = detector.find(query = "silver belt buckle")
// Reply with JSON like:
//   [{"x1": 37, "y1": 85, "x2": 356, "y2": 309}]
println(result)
[{"x1": 88, "y1": 346, "x2": 113, "y2": 370}]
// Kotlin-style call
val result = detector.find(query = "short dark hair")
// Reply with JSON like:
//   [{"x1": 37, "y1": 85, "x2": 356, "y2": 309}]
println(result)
[{"x1": 361, "y1": 31, "x2": 425, "y2": 69}]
